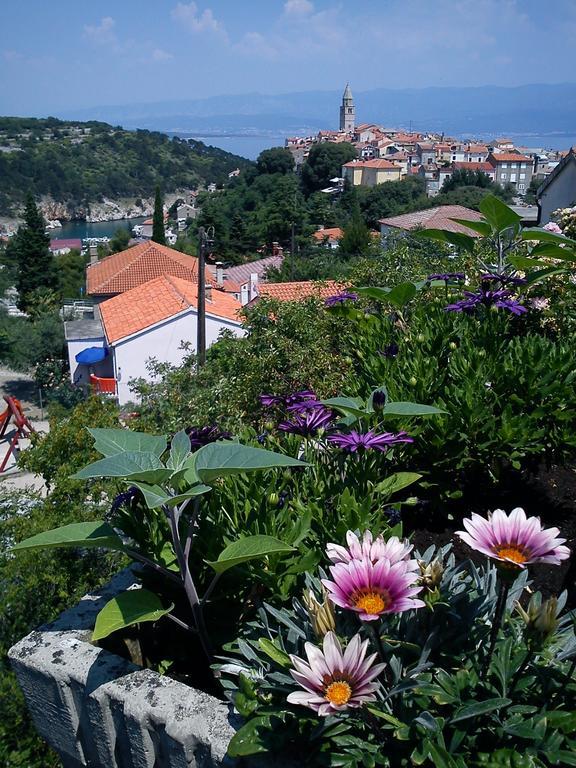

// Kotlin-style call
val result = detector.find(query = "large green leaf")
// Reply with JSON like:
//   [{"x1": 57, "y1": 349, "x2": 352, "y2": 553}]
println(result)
[
  {"x1": 386, "y1": 282, "x2": 417, "y2": 308},
  {"x1": 321, "y1": 396, "x2": 367, "y2": 418},
  {"x1": 508, "y1": 255, "x2": 551, "y2": 271},
  {"x1": 529, "y1": 243, "x2": 576, "y2": 262},
  {"x1": 131, "y1": 481, "x2": 212, "y2": 509},
  {"x1": 206, "y1": 535, "x2": 295, "y2": 574},
  {"x1": 449, "y1": 218, "x2": 492, "y2": 237},
  {"x1": 451, "y1": 697, "x2": 511, "y2": 724},
  {"x1": 375, "y1": 472, "x2": 422, "y2": 497},
  {"x1": 193, "y1": 442, "x2": 306, "y2": 482},
  {"x1": 479, "y1": 195, "x2": 521, "y2": 231},
  {"x1": 12, "y1": 521, "x2": 126, "y2": 552},
  {"x1": 257, "y1": 638, "x2": 291, "y2": 668},
  {"x1": 87, "y1": 428, "x2": 167, "y2": 458},
  {"x1": 355, "y1": 286, "x2": 392, "y2": 301},
  {"x1": 72, "y1": 452, "x2": 171, "y2": 484},
  {"x1": 414, "y1": 228, "x2": 476, "y2": 253},
  {"x1": 168, "y1": 430, "x2": 191, "y2": 470},
  {"x1": 92, "y1": 589, "x2": 173, "y2": 642},
  {"x1": 227, "y1": 716, "x2": 270, "y2": 758},
  {"x1": 521, "y1": 228, "x2": 576, "y2": 246},
  {"x1": 382, "y1": 401, "x2": 447, "y2": 416}
]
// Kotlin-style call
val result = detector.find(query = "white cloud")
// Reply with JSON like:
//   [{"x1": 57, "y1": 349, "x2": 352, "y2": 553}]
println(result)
[
  {"x1": 83, "y1": 17, "x2": 117, "y2": 46},
  {"x1": 151, "y1": 48, "x2": 174, "y2": 62},
  {"x1": 234, "y1": 32, "x2": 278, "y2": 60},
  {"x1": 283, "y1": 0, "x2": 314, "y2": 17},
  {"x1": 171, "y1": 3, "x2": 227, "y2": 36}
]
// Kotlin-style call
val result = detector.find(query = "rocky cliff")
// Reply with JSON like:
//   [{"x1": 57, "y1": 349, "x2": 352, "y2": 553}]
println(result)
[{"x1": 39, "y1": 191, "x2": 189, "y2": 224}]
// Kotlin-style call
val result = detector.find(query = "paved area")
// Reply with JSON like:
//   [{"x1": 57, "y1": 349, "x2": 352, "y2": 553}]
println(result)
[{"x1": 0, "y1": 366, "x2": 50, "y2": 494}]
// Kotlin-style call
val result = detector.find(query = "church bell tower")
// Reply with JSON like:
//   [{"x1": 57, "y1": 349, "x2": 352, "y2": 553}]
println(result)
[{"x1": 339, "y1": 83, "x2": 355, "y2": 133}]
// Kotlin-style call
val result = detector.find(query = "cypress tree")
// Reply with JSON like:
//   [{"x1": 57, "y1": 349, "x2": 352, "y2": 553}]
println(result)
[
  {"x1": 8, "y1": 193, "x2": 58, "y2": 311},
  {"x1": 152, "y1": 185, "x2": 166, "y2": 245}
]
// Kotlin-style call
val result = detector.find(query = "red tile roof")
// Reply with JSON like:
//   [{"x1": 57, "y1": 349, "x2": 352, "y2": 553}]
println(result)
[
  {"x1": 86, "y1": 241, "x2": 216, "y2": 296},
  {"x1": 379, "y1": 205, "x2": 484, "y2": 236},
  {"x1": 488, "y1": 152, "x2": 532, "y2": 163},
  {"x1": 452, "y1": 161, "x2": 495, "y2": 172},
  {"x1": 100, "y1": 275, "x2": 242, "y2": 343},
  {"x1": 50, "y1": 238, "x2": 83, "y2": 250},
  {"x1": 256, "y1": 280, "x2": 342, "y2": 302},
  {"x1": 343, "y1": 159, "x2": 399, "y2": 170},
  {"x1": 312, "y1": 227, "x2": 344, "y2": 242}
]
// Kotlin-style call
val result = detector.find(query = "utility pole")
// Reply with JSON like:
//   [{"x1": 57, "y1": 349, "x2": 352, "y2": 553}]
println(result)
[{"x1": 196, "y1": 226, "x2": 214, "y2": 370}]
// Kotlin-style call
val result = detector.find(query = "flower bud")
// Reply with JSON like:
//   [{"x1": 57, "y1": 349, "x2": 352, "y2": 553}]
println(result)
[
  {"x1": 409, "y1": 376, "x2": 417, "y2": 387},
  {"x1": 372, "y1": 390, "x2": 387, "y2": 411},
  {"x1": 267, "y1": 492, "x2": 279, "y2": 506},
  {"x1": 417, "y1": 334, "x2": 426, "y2": 343},
  {"x1": 449, "y1": 341, "x2": 457, "y2": 350},
  {"x1": 516, "y1": 595, "x2": 558, "y2": 643},
  {"x1": 303, "y1": 588, "x2": 336, "y2": 639},
  {"x1": 418, "y1": 558, "x2": 444, "y2": 590}
]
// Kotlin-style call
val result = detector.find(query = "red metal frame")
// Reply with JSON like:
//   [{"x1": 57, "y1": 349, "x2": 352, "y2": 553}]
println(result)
[{"x1": 0, "y1": 396, "x2": 36, "y2": 473}]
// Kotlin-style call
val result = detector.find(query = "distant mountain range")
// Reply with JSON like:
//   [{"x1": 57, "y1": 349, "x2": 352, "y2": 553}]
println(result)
[{"x1": 56, "y1": 83, "x2": 576, "y2": 139}]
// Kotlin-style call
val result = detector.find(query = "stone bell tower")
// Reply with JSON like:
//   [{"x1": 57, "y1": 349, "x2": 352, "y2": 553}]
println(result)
[{"x1": 339, "y1": 83, "x2": 355, "y2": 133}]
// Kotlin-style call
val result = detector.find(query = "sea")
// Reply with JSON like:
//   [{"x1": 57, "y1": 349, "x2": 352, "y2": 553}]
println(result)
[{"x1": 52, "y1": 216, "x2": 148, "y2": 241}]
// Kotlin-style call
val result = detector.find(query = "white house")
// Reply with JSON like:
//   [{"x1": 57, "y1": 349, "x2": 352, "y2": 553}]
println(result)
[{"x1": 66, "y1": 275, "x2": 244, "y2": 405}]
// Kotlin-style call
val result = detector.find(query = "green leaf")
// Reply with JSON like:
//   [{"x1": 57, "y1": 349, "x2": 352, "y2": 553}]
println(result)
[
  {"x1": 508, "y1": 255, "x2": 551, "y2": 270},
  {"x1": 72, "y1": 451, "x2": 171, "y2": 483},
  {"x1": 386, "y1": 282, "x2": 417, "y2": 308},
  {"x1": 92, "y1": 589, "x2": 173, "y2": 642},
  {"x1": 227, "y1": 716, "x2": 270, "y2": 758},
  {"x1": 529, "y1": 243, "x2": 576, "y2": 262},
  {"x1": 321, "y1": 396, "x2": 368, "y2": 418},
  {"x1": 168, "y1": 430, "x2": 191, "y2": 470},
  {"x1": 382, "y1": 401, "x2": 447, "y2": 416},
  {"x1": 206, "y1": 535, "x2": 295, "y2": 574},
  {"x1": 375, "y1": 472, "x2": 422, "y2": 497},
  {"x1": 414, "y1": 228, "x2": 476, "y2": 253},
  {"x1": 131, "y1": 481, "x2": 212, "y2": 509},
  {"x1": 87, "y1": 428, "x2": 167, "y2": 458},
  {"x1": 521, "y1": 227, "x2": 576, "y2": 246},
  {"x1": 355, "y1": 286, "x2": 392, "y2": 301},
  {"x1": 451, "y1": 697, "x2": 511, "y2": 723},
  {"x1": 449, "y1": 218, "x2": 492, "y2": 237},
  {"x1": 257, "y1": 638, "x2": 291, "y2": 667},
  {"x1": 366, "y1": 707, "x2": 405, "y2": 728},
  {"x1": 193, "y1": 442, "x2": 306, "y2": 482},
  {"x1": 12, "y1": 521, "x2": 126, "y2": 552},
  {"x1": 479, "y1": 195, "x2": 521, "y2": 231}
]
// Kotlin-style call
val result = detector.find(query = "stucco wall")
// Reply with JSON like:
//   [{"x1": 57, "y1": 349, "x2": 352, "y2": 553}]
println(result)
[
  {"x1": 66, "y1": 337, "x2": 112, "y2": 387},
  {"x1": 539, "y1": 162, "x2": 576, "y2": 224},
  {"x1": 113, "y1": 309, "x2": 244, "y2": 404}
]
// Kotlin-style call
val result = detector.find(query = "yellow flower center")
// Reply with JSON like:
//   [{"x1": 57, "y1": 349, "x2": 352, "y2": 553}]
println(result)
[
  {"x1": 325, "y1": 680, "x2": 352, "y2": 706},
  {"x1": 493, "y1": 544, "x2": 528, "y2": 565},
  {"x1": 354, "y1": 590, "x2": 389, "y2": 615}
]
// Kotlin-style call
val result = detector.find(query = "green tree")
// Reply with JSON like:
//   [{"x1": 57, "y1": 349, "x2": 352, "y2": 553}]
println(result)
[
  {"x1": 6, "y1": 194, "x2": 58, "y2": 311},
  {"x1": 338, "y1": 206, "x2": 375, "y2": 259},
  {"x1": 256, "y1": 147, "x2": 294, "y2": 175},
  {"x1": 152, "y1": 185, "x2": 166, "y2": 245},
  {"x1": 300, "y1": 142, "x2": 357, "y2": 196},
  {"x1": 108, "y1": 227, "x2": 131, "y2": 253}
]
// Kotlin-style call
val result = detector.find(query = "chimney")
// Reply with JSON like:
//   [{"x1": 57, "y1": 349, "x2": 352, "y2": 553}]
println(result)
[
  {"x1": 249, "y1": 272, "x2": 258, "y2": 301},
  {"x1": 215, "y1": 261, "x2": 224, "y2": 287},
  {"x1": 316, "y1": 224, "x2": 325, "y2": 231},
  {"x1": 89, "y1": 244, "x2": 98, "y2": 264},
  {"x1": 205, "y1": 284, "x2": 212, "y2": 303}
]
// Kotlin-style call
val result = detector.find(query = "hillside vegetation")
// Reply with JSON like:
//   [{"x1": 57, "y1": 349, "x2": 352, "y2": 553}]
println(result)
[{"x1": 0, "y1": 117, "x2": 252, "y2": 215}]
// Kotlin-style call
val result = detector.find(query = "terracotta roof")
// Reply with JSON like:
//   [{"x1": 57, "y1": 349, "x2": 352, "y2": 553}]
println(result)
[
  {"x1": 379, "y1": 205, "x2": 484, "y2": 236},
  {"x1": 100, "y1": 275, "x2": 242, "y2": 344},
  {"x1": 256, "y1": 280, "x2": 342, "y2": 302},
  {"x1": 86, "y1": 241, "x2": 216, "y2": 296},
  {"x1": 50, "y1": 238, "x2": 82, "y2": 250},
  {"x1": 312, "y1": 227, "x2": 344, "y2": 242},
  {"x1": 488, "y1": 152, "x2": 532, "y2": 163},
  {"x1": 452, "y1": 161, "x2": 495, "y2": 172},
  {"x1": 465, "y1": 144, "x2": 489, "y2": 153},
  {"x1": 343, "y1": 159, "x2": 398, "y2": 169}
]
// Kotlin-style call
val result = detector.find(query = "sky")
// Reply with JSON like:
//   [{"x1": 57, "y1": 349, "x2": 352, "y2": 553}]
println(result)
[{"x1": 1, "y1": 0, "x2": 576, "y2": 115}]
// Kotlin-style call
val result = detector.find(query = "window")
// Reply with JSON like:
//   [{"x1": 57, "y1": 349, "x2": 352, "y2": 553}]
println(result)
[
  {"x1": 518, "y1": 183, "x2": 525, "y2": 191},
  {"x1": 501, "y1": 163, "x2": 508, "y2": 168},
  {"x1": 520, "y1": 163, "x2": 526, "y2": 168},
  {"x1": 510, "y1": 173, "x2": 517, "y2": 182},
  {"x1": 501, "y1": 173, "x2": 507, "y2": 180},
  {"x1": 520, "y1": 173, "x2": 526, "y2": 180}
]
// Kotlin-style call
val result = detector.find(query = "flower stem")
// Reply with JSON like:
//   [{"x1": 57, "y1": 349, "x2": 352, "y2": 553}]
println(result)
[
  {"x1": 482, "y1": 578, "x2": 511, "y2": 680},
  {"x1": 509, "y1": 646, "x2": 534, "y2": 695}
]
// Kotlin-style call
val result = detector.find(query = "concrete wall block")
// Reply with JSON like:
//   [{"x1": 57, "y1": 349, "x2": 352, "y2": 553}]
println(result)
[{"x1": 8, "y1": 568, "x2": 242, "y2": 768}]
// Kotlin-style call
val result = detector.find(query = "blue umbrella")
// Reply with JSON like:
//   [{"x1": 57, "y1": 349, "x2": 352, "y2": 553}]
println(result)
[{"x1": 75, "y1": 346, "x2": 108, "y2": 365}]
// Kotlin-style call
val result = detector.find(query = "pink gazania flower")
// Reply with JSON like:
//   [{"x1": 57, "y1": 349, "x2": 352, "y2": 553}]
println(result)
[
  {"x1": 456, "y1": 507, "x2": 570, "y2": 569},
  {"x1": 322, "y1": 558, "x2": 425, "y2": 621},
  {"x1": 326, "y1": 530, "x2": 416, "y2": 571},
  {"x1": 287, "y1": 631, "x2": 385, "y2": 716}
]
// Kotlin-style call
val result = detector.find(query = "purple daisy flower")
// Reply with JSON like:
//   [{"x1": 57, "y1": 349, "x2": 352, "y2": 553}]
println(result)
[
  {"x1": 278, "y1": 407, "x2": 335, "y2": 437},
  {"x1": 445, "y1": 285, "x2": 527, "y2": 315},
  {"x1": 326, "y1": 530, "x2": 416, "y2": 569},
  {"x1": 380, "y1": 343, "x2": 399, "y2": 359},
  {"x1": 481, "y1": 273, "x2": 527, "y2": 286},
  {"x1": 260, "y1": 393, "x2": 285, "y2": 408},
  {"x1": 322, "y1": 558, "x2": 425, "y2": 621},
  {"x1": 185, "y1": 425, "x2": 232, "y2": 449},
  {"x1": 456, "y1": 507, "x2": 570, "y2": 570},
  {"x1": 110, "y1": 486, "x2": 139, "y2": 514},
  {"x1": 327, "y1": 430, "x2": 413, "y2": 453},
  {"x1": 287, "y1": 631, "x2": 385, "y2": 716},
  {"x1": 325, "y1": 291, "x2": 359, "y2": 307}
]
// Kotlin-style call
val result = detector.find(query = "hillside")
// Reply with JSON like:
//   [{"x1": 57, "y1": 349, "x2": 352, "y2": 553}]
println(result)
[{"x1": 0, "y1": 117, "x2": 253, "y2": 217}]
